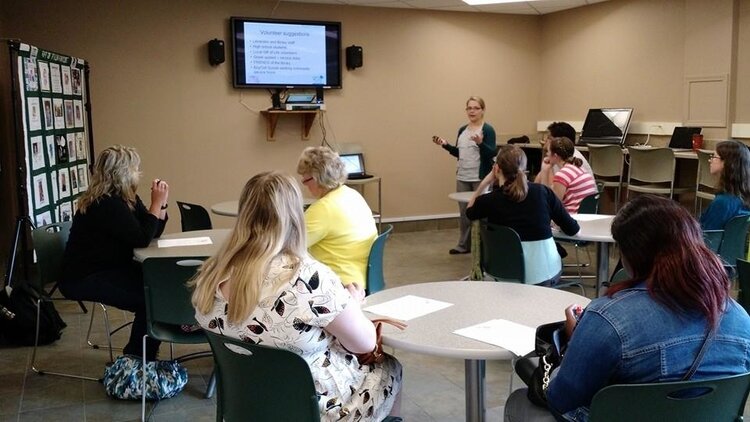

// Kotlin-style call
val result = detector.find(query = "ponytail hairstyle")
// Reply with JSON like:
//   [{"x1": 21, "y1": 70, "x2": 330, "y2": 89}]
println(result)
[
  {"x1": 548, "y1": 136, "x2": 583, "y2": 167},
  {"x1": 715, "y1": 140, "x2": 750, "y2": 208},
  {"x1": 495, "y1": 145, "x2": 528, "y2": 202}
]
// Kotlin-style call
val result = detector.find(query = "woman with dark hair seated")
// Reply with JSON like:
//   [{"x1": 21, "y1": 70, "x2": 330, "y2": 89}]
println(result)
[
  {"x1": 504, "y1": 195, "x2": 750, "y2": 422},
  {"x1": 700, "y1": 139, "x2": 750, "y2": 230},
  {"x1": 466, "y1": 145, "x2": 579, "y2": 285}
]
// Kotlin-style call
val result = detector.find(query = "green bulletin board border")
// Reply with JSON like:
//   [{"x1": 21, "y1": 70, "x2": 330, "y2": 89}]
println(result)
[{"x1": 15, "y1": 43, "x2": 91, "y2": 227}]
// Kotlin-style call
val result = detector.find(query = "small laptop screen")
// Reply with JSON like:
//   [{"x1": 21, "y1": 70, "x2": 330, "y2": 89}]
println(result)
[
  {"x1": 340, "y1": 153, "x2": 365, "y2": 175},
  {"x1": 668, "y1": 127, "x2": 702, "y2": 149}
]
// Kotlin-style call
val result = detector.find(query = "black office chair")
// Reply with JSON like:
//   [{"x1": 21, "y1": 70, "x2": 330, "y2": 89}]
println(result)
[{"x1": 176, "y1": 201, "x2": 212, "y2": 232}]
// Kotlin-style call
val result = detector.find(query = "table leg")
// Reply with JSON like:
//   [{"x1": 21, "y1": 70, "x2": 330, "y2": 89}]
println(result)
[
  {"x1": 465, "y1": 359, "x2": 486, "y2": 422},
  {"x1": 595, "y1": 243, "x2": 610, "y2": 297},
  {"x1": 470, "y1": 220, "x2": 482, "y2": 281}
]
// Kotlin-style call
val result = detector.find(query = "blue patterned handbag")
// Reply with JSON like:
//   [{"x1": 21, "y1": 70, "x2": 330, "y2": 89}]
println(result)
[{"x1": 103, "y1": 355, "x2": 188, "y2": 401}]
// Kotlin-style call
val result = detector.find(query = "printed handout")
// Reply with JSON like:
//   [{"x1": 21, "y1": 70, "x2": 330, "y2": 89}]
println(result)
[
  {"x1": 33, "y1": 173, "x2": 49, "y2": 209},
  {"x1": 50, "y1": 63, "x2": 62, "y2": 94},
  {"x1": 45, "y1": 136, "x2": 56, "y2": 167},
  {"x1": 61, "y1": 65, "x2": 72, "y2": 95},
  {"x1": 363, "y1": 295, "x2": 454, "y2": 321},
  {"x1": 42, "y1": 98, "x2": 53, "y2": 129},
  {"x1": 59, "y1": 202, "x2": 73, "y2": 222},
  {"x1": 75, "y1": 132, "x2": 86, "y2": 160},
  {"x1": 53, "y1": 98, "x2": 64, "y2": 129},
  {"x1": 58, "y1": 167, "x2": 70, "y2": 199},
  {"x1": 71, "y1": 67, "x2": 82, "y2": 95},
  {"x1": 27, "y1": 97, "x2": 42, "y2": 131},
  {"x1": 35, "y1": 211, "x2": 52, "y2": 228},
  {"x1": 30, "y1": 136, "x2": 44, "y2": 170},
  {"x1": 39, "y1": 61, "x2": 50, "y2": 92},
  {"x1": 67, "y1": 133, "x2": 77, "y2": 163},
  {"x1": 24, "y1": 58, "x2": 38, "y2": 91},
  {"x1": 77, "y1": 164, "x2": 89, "y2": 190},
  {"x1": 74, "y1": 100, "x2": 83, "y2": 127},
  {"x1": 64, "y1": 100, "x2": 74, "y2": 128}
]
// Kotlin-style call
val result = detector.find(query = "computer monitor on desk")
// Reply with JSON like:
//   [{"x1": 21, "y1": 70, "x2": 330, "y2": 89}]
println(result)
[{"x1": 578, "y1": 108, "x2": 633, "y2": 146}]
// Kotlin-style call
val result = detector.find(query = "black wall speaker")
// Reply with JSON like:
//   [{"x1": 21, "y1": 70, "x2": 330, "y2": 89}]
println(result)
[
  {"x1": 208, "y1": 39, "x2": 225, "y2": 66},
  {"x1": 345, "y1": 45, "x2": 363, "y2": 70}
]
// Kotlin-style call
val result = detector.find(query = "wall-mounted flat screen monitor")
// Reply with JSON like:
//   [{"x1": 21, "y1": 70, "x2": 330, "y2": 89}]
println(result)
[
  {"x1": 578, "y1": 108, "x2": 633, "y2": 146},
  {"x1": 231, "y1": 17, "x2": 342, "y2": 89}
]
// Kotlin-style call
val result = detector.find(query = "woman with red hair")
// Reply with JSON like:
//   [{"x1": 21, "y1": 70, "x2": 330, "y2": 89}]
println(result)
[{"x1": 505, "y1": 195, "x2": 750, "y2": 422}]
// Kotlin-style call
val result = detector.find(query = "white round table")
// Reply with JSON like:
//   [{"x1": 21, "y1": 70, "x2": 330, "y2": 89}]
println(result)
[
  {"x1": 366, "y1": 281, "x2": 590, "y2": 422},
  {"x1": 553, "y1": 214, "x2": 615, "y2": 297}
]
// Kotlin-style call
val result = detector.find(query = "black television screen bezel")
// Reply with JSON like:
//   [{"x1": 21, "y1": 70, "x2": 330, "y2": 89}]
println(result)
[{"x1": 230, "y1": 17, "x2": 342, "y2": 89}]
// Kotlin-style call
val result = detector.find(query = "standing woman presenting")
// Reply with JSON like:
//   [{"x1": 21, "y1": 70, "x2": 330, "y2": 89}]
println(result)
[{"x1": 433, "y1": 96, "x2": 496, "y2": 255}]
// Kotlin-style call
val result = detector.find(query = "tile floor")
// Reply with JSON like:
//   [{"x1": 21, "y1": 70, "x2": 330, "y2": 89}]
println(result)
[{"x1": 0, "y1": 228, "x2": 737, "y2": 421}]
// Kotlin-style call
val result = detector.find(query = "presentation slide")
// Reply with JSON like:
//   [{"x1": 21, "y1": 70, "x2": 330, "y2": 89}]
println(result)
[{"x1": 244, "y1": 22, "x2": 327, "y2": 85}]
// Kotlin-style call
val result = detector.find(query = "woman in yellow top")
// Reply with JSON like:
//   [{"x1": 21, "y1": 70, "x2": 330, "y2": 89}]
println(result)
[{"x1": 297, "y1": 146, "x2": 377, "y2": 302}]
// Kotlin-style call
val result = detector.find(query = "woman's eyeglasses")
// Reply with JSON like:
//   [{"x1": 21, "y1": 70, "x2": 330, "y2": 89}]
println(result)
[
  {"x1": 708, "y1": 154, "x2": 721, "y2": 162},
  {"x1": 465, "y1": 106, "x2": 482, "y2": 111}
]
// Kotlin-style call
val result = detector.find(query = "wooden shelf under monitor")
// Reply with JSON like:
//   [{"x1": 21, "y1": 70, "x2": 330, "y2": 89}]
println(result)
[{"x1": 260, "y1": 109, "x2": 319, "y2": 141}]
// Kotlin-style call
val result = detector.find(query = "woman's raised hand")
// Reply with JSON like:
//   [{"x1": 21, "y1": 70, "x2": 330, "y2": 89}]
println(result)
[
  {"x1": 470, "y1": 132, "x2": 484, "y2": 145},
  {"x1": 150, "y1": 179, "x2": 169, "y2": 209},
  {"x1": 432, "y1": 135, "x2": 447, "y2": 146}
]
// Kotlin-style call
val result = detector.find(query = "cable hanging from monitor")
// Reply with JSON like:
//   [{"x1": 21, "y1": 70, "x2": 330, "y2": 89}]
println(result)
[{"x1": 319, "y1": 111, "x2": 333, "y2": 149}]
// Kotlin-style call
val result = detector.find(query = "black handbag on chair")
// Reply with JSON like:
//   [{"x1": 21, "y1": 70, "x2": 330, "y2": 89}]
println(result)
[{"x1": 515, "y1": 321, "x2": 567, "y2": 408}]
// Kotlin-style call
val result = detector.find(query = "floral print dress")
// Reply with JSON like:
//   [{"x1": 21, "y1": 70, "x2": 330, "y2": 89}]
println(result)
[{"x1": 195, "y1": 254, "x2": 402, "y2": 422}]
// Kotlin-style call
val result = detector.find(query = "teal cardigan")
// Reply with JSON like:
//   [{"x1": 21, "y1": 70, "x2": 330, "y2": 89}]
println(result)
[{"x1": 441, "y1": 122, "x2": 497, "y2": 179}]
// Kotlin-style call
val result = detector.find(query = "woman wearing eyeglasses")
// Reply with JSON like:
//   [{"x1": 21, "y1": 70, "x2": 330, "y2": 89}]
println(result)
[
  {"x1": 297, "y1": 146, "x2": 377, "y2": 302},
  {"x1": 432, "y1": 96, "x2": 497, "y2": 255},
  {"x1": 699, "y1": 140, "x2": 750, "y2": 230}
]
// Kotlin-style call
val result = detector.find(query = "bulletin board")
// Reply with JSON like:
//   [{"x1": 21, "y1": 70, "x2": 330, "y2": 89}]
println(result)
[{"x1": 11, "y1": 42, "x2": 94, "y2": 227}]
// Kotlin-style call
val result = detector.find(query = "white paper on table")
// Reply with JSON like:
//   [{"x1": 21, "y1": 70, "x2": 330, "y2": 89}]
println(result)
[
  {"x1": 453, "y1": 319, "x2": 535, "y2": 356},
  {"x1": 157, "y1": 237, "x2": 212, "y2": 248},
  {"x1": 363, "y1": 295, "x2": 453, "y2": 321},
  {"x1": 572, "y1": 214, "x2": 611, "y2": 222}
]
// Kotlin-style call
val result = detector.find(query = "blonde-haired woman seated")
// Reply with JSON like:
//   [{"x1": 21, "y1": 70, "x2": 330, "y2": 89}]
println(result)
[
  {"x1": 191, "y1": 171, "x2": 402, "y2": 421},
  {"x1": 61, "y1": 145, "x2": 169, "y2": 361},
  {"x1": 297, "y1": 146, "x2": 377, "y2": 301}
]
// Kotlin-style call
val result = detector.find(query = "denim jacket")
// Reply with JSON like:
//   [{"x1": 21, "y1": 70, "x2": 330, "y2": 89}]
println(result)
[{"x1": 546, "y1": 283, "x2": 750, "y2": 422}]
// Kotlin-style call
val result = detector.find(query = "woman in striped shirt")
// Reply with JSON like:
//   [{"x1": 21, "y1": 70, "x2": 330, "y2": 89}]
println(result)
[{"x1": 537, "y1": 136, "x2": 598, "y2": 214}]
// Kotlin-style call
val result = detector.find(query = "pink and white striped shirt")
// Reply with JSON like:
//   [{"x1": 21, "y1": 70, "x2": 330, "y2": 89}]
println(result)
[{"x1": 553, "y1": 163, "x2": 598, "y2": 214}]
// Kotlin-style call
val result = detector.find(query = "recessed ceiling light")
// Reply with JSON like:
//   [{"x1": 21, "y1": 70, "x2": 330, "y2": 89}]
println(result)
[{"x1": 463, "y1": 0, "x2": 532, "y2": 5}]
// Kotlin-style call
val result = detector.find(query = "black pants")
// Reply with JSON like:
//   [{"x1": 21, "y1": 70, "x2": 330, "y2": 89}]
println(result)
[{"x1": 60, "y1": 263, "x2": 160, "y2": 360}]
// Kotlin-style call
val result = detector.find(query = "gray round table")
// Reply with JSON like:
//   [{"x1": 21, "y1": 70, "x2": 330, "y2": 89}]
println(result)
[
  {"x1": 365, "y1": 281, "x2": 590, "y2": 422},
  {"x1": 211, "y1": 198, "x2": 315, "y2": 217},
  {"x1": 133, "y1": 229, "x2": 230, "y2": 262}
]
